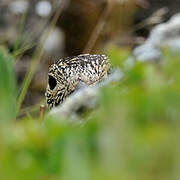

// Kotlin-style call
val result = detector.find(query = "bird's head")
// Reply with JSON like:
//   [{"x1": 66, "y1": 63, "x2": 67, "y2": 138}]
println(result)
[{"x1": 45, "y1": 64, "x2": 67, "y2": 108}]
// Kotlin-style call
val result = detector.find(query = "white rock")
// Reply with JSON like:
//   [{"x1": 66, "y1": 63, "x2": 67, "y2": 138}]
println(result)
[
  {"x1": 9, "y1": 0, "x2": 29, "y2": 14},
  {"x1": 36, "y1": 1, "x2": 52, "y2": 17},
  {"x1": 43, "y1": 28, "x2": 65, "y2": 54},
  {"x1": 133, "y1": 13, "x2": 180, "y2": 61}
]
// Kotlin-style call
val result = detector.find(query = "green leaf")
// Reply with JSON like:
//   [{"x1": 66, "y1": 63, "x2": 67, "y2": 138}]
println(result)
[{"x1": 0, "y1": 48, "x2": 16, "y2": 121}]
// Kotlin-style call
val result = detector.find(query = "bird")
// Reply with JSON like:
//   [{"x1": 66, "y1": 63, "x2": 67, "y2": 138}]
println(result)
[{"x1": 45, "y1": 54, "x2": 111, "y2": 108}]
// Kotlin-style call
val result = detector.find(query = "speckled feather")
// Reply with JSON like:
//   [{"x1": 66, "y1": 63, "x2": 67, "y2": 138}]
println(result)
[{"x1": 45, "y1": 54, "x2": 111, "y2": 108}]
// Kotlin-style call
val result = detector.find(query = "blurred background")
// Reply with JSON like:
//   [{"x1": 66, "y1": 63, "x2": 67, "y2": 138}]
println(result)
[{"x1": 0, "y1": 0, "x2": 180, "y2": 179}]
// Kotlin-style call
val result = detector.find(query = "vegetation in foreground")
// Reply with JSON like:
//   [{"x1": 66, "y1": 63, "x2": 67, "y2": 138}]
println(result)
[{"x1": 0, "y1": 47, "x2": 180, "y2": 180}]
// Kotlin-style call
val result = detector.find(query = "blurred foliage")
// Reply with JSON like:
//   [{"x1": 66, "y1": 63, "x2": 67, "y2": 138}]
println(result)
[
  {"x1": 0, "y1": 47, "x2": 180, "y2": 180},
  {"x1": 0, "y1": 48, "x2": 16, "y2": 121}
]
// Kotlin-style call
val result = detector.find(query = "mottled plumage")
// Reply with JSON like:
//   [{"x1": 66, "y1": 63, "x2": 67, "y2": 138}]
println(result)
[{"x1": 45, "y1": 54, "x2": 111, "y2": 108}]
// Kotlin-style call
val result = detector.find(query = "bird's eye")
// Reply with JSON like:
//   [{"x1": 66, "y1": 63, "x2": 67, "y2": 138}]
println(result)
[{"x1": 48, "y1": 75, "x2": 57, "y2": 90}]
